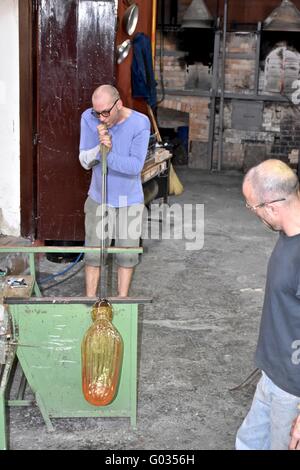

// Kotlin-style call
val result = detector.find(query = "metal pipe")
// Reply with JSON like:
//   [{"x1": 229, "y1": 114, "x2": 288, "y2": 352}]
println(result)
[
  {"x1": 4, "y1": 297, "x2": 152, "y2": 305},
  {"x1": 208, "y1": 21, "x2": 221, "y2": 170},
  {"x1": 16, "y1": 372, "x2": 27, "y2": 400},
  {"x1": 157, "y1": 0, "x2": 166, "y2": 105},
  {"x1": 254, "y1": 22, "x2": 262, "y2": 95},
  {"x1": 0, "y1": 389, "x2": 7, "y2": 450},
  {"x1": 151, "y1": 0, "x2": 158, "y2": 65},
  {"x1": 217, "y1": 0, "x2": 228, "y2": 172},
  {"x1": 156, "y1": 88, "x2": 291, "y2": 102},
  {"x1": 0, "y1": 246, "x2": 143, "y2": 254},
  {"x1": 100, "y1": 142, "x2": 109, "y2": 299}
]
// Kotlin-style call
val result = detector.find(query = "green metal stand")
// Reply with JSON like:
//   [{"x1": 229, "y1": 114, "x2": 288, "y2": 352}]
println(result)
[
  {"x1": 0, "y1": 246, "x2": 151, "y2": 450},
  {"x1": 7, "y1": 299, "x2": 140, "y2": 424},
  {"x1": 0, "y1": 345, "x2": 17, "y2": 450}
]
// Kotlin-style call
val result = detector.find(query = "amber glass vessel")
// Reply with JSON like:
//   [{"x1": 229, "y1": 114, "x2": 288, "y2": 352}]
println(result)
[{"x1": 81, "y1": 299, "x2": 123, "y2": 406}]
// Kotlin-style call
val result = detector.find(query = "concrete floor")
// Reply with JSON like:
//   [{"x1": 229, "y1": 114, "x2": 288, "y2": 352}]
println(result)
[{"x1": 3, "y1": 167, "x2": 278, "y2": 450}]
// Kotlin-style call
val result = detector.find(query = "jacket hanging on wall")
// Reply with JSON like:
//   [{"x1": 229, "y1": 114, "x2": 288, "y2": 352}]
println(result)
[{"x1": 131, "y1": 32, "x2": 157, "y2": 108}]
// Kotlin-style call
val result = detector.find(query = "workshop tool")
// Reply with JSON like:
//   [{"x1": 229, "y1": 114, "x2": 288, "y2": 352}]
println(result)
[
  {"x1": 81, "y1": 132, "x2": 124, "y2": 407},
  {"x1": 99, "y1": 133, "x2": 109, "y2": 299},
  {"x1": 147, "y1": 104, "x2": 184, "y2": 196},
  {"x1": 123, "y1": 1, "x2": 139, "y2": 36},
  {"x1": 117, "y1": 39, "x2": 132, "y2": 65},
  {"x1": 229, "y1": 368, "x2": 261, "y2": 392}
]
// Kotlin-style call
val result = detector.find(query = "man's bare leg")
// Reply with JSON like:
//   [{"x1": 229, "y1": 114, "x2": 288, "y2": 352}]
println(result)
[
  {"x1": 85, "y1": 265, "x2": 100, "y2": 297},
  {"x1": 118, "y1": 266, "x2": 134, "y2": 297}
]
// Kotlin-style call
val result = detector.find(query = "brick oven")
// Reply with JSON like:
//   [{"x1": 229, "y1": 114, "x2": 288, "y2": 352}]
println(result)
[{"x1": 156, "y1": 0, "x2": 300, "y2": 171}]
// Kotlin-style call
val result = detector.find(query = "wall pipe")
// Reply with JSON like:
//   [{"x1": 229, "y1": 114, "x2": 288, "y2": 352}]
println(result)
[
  {"x1": 254, "y1": 22, "x2": 262, "y2": 95},
  {"x1": 217, "y1": 0, "x2": 228, "y2": 172},
  {"x1": 159, "y1": 88, "x2": 291, "y2": 103},
  {"x1": 151, "y1": 0, "x2": 158, "y2": 65},
  {"x1": 208, "y1": 20, "x2": 221, "y2": 171}
]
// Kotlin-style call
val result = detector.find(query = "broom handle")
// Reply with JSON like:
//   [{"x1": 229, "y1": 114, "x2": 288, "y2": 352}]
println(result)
[{"x1": 147, "y1": 104, "x2": 162, "y2": 143}]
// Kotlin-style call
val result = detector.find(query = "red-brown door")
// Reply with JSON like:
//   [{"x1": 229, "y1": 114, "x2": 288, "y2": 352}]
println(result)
[{"x1": 36, "y1": 0, "x2": 117, "y2": 240}]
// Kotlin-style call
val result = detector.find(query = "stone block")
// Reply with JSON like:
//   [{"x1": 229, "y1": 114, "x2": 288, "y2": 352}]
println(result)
[
  {"x1": 188, "y1": 141, "x2": 209, "y2": 170},
  {"x1": 222, "y1": 143, "x2": 244, "y2": 170},
  {"x1": 243, "y1": 144, "x2": 267, "y2": 172}
]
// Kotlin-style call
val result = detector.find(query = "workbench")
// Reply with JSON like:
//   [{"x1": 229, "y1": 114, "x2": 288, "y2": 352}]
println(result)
[
  {"x1": 0, "y1": 246, "x2": 151, "y2": 450},
  {"x1": 142, "y1": 147, "x2": 172, "y2": 205}
]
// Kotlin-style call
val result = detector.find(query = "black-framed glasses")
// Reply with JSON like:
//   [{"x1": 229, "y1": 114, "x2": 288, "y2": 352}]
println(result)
[
  {"x1": 245, "y1": 198, "x2": 286, "y2": 211},
  {"x1": 91, "y1": 98, "x2": 119, "y2": 119}
]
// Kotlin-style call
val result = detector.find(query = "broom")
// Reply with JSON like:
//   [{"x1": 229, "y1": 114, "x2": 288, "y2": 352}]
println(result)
[{"x1": 147, "y1": 104, "x2": 184, "y2": 196}]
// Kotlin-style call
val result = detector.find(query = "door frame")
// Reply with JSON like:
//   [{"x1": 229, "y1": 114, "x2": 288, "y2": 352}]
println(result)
[
  {"x1": 19, "y1": 0, "x2": 119, "y2": 240},
  {"x1": 19, "y1": 0, "x2": 37, "y2": 239}
]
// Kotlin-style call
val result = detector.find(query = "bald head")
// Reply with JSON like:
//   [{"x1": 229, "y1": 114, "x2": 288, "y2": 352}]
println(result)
[
  {"x1": 244, "y1": 159, "x2": 299, "y2": 202},
  {"x1": 92, "y1": 85, "x2": 120, "y2": 102}
]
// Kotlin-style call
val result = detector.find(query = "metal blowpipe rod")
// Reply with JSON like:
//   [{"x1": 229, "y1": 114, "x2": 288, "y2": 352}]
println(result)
[{"x1": 99, "y1": 124, "x2": 110, "y2": 299}]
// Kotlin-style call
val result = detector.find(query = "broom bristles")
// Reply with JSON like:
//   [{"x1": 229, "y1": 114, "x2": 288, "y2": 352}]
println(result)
[{"x1": 169, "y1": 164, "x2": 184, "y2": 196}]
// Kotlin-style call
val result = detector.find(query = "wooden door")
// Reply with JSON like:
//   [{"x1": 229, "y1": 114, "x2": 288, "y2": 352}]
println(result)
[{"x1": 36, "y1": 0, "x2": 117, "y2": 240}]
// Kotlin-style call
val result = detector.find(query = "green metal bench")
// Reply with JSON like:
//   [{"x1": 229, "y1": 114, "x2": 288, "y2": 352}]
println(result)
[{"x1": 0, "y1": 246, "x2": 151, "y2": 450}]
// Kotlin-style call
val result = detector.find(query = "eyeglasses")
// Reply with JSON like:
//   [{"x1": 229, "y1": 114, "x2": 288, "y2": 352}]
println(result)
[
  {"x1": 91, "y1": 98, "x2": 119, "y2": 119},
  {"x1": 245, "y1": 198, "x2": 286, "y2": 211}
]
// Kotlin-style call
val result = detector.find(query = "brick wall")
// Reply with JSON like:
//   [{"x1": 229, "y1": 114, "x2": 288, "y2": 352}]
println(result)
[
  {"x1": 155, "y1": 51, "x2": 186, "y2": 89},
  {"x1": 224, "y1": 34, "x2": 257, "y2": 92},
  {"x1": 156, "y1": 33, "x2": 210, "y2": 168},
  {"x1": 217, "y1": 102, "x2": 300, "y2": 170},
  {"x1": 162, "y1": 96, "x2": 210, "y2": 142},
  {"x1": 156, "y1": 31, "x2": 258, "y2": 94},
  {"x1": 266, "y1": 106, "x2": 300, "y2": 161},
  {"x1": 156, "y1": 28, "x2": 300, "y2": 170}
]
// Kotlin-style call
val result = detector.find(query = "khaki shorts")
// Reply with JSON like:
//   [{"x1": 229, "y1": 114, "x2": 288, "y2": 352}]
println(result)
[{"x1": 84, "y1": 196, "x2": 144, "y2": 268}]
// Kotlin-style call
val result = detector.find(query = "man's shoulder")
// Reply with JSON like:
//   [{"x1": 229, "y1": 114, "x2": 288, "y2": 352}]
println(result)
[
  {"x1": 81, "y1": 108, "x2": 98, "y2": 134},
  {"x1": 81, "y1": 107, "x2": 93, "y2": 120},
  {"x1": 131, "y1": 110, "x2": 150, "y2": 130}
]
